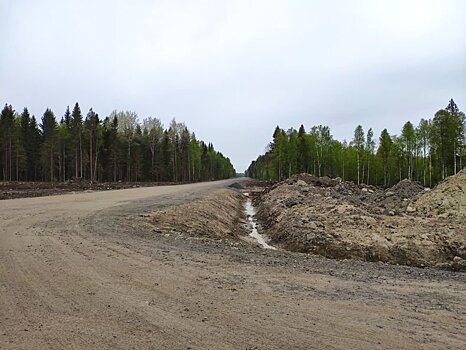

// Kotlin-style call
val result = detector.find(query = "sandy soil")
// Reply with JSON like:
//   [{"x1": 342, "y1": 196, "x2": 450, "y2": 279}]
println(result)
[
  {"x1": 253, "y1": 173, "x2": 466, "y2": 269},
  {"x1": 0, "y1": 179, "x2": 465, "y2": 349}
]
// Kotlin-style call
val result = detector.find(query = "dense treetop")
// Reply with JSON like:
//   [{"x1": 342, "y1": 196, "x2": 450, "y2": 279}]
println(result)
[
  {"x1": 246, "y1": 99, "x2": 465, "y2": 187},
  {"x1": 0, "y1": 103, "x2": 235, "y2": 182}
]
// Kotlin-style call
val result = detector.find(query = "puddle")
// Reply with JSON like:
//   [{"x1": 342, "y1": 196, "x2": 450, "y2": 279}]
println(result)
[{"x1": 243, "y1": 196, "x2": 276, "y2": 250}]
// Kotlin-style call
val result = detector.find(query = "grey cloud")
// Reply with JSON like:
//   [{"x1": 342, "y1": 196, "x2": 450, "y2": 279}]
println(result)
[{"x1": 1, "y1": 0, "x2": 465, "y2": 171}]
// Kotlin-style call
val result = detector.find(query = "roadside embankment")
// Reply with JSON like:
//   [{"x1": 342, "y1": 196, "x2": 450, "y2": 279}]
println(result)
[
  {"x1": 149, "y1": 189, "x2": 246, "y2": 239},
  {"x1": 252, "y1": 172, "x2": 466, "y2": 270}
]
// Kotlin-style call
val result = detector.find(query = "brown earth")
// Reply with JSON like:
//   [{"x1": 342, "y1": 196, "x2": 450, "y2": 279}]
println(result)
[
  {"x1": 253, "y1": 172, "x2": 466, "y2": 270},
  {"x1": 0, "y1": 179, "x2": 465, "y2": 349},
  {"x1": 150, "y1": 189, "x2": 245, "y2": 239},
  {"x1": 0, "y1": 180, "x2": 179, "y2": 200}
]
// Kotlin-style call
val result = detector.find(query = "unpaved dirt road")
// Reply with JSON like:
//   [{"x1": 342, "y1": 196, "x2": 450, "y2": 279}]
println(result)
[{"x1": 1, "y1": 180, "x2": 465, "y2": 349}]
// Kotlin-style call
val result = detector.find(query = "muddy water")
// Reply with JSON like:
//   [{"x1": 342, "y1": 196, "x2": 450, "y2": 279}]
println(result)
[{"x1": 244, "y1": 196, "x2": 276, "y2": 250}]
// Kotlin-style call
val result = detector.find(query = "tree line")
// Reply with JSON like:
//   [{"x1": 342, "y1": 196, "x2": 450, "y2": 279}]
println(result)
[
  {"x1": 246, "y1": 99, "x2": 465, "y2": 187},
  {"x1": 0, "y1": 103, "x2": 235, "y2": 182}
]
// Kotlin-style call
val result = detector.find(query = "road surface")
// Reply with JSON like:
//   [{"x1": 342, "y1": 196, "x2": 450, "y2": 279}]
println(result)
[{"x1": 0, "y1": 180, "x2": 465, "y2": 349}]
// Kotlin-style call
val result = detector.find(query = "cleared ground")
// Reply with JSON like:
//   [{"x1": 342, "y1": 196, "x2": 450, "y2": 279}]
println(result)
[{"x1": 0, "y1": 180, "x2": 465, "y2": 349}]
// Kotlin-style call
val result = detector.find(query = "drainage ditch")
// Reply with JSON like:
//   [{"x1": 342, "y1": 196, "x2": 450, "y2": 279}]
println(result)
[{"x1": 243, "y1": 194, "x2": 276, "y2": 250}]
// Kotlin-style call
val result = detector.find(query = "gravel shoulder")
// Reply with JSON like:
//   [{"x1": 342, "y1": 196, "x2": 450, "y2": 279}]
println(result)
[{"x1": 0, "y1": 179, "x2": 465, "y2": 349}]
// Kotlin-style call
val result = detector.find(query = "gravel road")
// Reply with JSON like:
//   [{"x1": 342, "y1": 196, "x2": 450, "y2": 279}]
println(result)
[{"x1": 0, "y1": 179, "x2": 465, "y2": 349}]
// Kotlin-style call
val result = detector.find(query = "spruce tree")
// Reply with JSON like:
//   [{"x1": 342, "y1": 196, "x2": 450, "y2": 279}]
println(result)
[
  {"x1": 41, "y1": 109, "x2": 57, "y2": 181},
  {"x1": 71, "y1": 102, "x2": 83, "y2": 178}
]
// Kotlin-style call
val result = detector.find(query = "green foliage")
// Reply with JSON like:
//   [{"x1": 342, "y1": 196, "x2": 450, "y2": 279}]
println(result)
[
  {"x1": 40, "y1": 108, "x2": 57, "y2": 181},
  {"x1": 401, "y1": 121, "x2": 415, "y2": 180},
  {"x1": 378, "y1": 128, "x2": 392, "y2": 186},
  {"x1": 0, "y1": 104, "x2": 16, "y2": 180},
  {"x1": 352, "y1": 125, "x2": 364, "y2": 184},
  {"x1": 247, "y1": 100, "x2": 465, "y2": 188},
  {"x1": 0, "y1": 103, "x2": 235, "y2": 182}
]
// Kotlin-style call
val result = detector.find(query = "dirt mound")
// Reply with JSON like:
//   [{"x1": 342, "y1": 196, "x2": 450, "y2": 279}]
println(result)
[
  {"x1": 254, "y1": 173, "x2": 465, "y2": 269},
  {"x1": 228, "y1": 182, "x2": 244, "y2": 190},
  {"x1": 369, "y1": 179, "x2": 425, "y2": 215},
  {"x1": 413, "y1": 169, "x2": 466, "y2": 217},
  {"x1": 267, "y1": 174, "x2": 424, "y2": 216},
  {"x1": 286, "y1": 173, "x2": 341, "y2": 187},
  {"x1": 149, "y1": 189, "x2": 245, "y2": 239},
  {"x1": 387, "y1": 178, "x2": 425, "y2": 198}
]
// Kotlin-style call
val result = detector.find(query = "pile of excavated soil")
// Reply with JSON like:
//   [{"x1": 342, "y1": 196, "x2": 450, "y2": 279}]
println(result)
[
  {"x1": 149, "y1": 189, "x2": 246, "y2": 239},
  {"x1": 253, "y1": 173, "x2": 466, "y2": 270},
  {"x1": 269, "y1": 173, "x2": 427, "y2": 215},
  {"x1": 370, "y1": 179, "x2": 426, "y2": 215},
  {"x1": 413, "y1": 169, "x2": 466, "y2": 218}
]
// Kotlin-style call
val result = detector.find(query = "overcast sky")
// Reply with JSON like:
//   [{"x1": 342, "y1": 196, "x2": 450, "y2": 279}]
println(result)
[{"x1": 1, "y1": 0, "x2": 465, "y2": 171}]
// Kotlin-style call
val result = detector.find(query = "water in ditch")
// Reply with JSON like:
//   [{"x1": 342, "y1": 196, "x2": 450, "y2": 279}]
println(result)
[{"x1": 243, "y1": 195, "x2": 276, "y2": 250}]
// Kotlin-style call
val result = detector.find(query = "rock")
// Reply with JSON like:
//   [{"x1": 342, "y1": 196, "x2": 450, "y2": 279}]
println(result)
[
  {"x1": 284, "y1": 199, "x2": 299, "y2": 208},
  {"x1": 452, "y1": 256, "x2": 466, "y2": 271},
  {"x1": 385, "y1": 191, "x2": 395, "y2": 197},
  {"x1": 306, "y1": 233, "x2": 315, "y2": 241},
  {"x1": 308, "y1": 222, "x2": 318, "y2": 230},
  {"x1": 296, "y1": 180, "x2": 307, "y2": 187},
  {"x1": 228, "y1": 182, "x2": 244, "y2": 190},
  {"x1": 406, "y1": 205, "x2": 416, "y2": 213}
]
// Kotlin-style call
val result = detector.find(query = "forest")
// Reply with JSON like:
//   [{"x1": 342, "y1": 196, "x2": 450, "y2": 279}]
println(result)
[
  {"x1": 246, "y1": 99, "x2": 465, "y2": 187},
  {"x1": 0, "y1": 103, "x2": 235, "y2": 183}
]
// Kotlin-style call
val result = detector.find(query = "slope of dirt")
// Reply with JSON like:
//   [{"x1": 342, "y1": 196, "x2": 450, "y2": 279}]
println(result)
[
  {"x1": 149, "y1": 189, "x2": 245, "y2": 239},
  {"x1": 0, "y1": 179, "x2": 465, "y2": 349},
  {"x1": 254, "y1": 173, "x2": 466, "y2": 269},
  {"x1": 413, "y1": 169, "x2": 466, "y2": 217}
]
